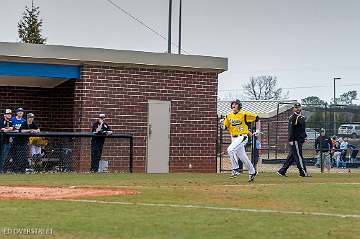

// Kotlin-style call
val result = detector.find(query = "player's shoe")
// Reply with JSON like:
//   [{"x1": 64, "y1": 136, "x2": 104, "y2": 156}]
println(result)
[
  {"x1": 276, "y1": 171, "x2": 287, "y2": 177},
  {"x1": 248, "y1": 171, "x2": 258, "y2": 182},
  {"x1": 229, "y1": 170, "x2": 240, "y2": 179}
]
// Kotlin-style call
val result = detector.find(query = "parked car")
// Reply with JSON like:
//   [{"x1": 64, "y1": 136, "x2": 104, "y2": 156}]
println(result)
[
  {"x1": 305, "y1": 128, "x2": 320, "y2": 140},
  {"x1": 338, "y1": 124, "x2": 360, "y2": 138}
]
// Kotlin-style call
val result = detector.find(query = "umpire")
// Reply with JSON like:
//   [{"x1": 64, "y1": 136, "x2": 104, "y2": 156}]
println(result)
[
  {"x1": 90, "y1": 113, "x2": 112, "y2": 172},
  {"x1": 277, "y1": 102, "x2": 309, "y2": 177}
]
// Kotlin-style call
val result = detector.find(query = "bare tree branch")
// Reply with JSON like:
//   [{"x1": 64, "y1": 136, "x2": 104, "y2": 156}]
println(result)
[{"x1": 243, "y1": 75, "x2": 285, "y2": 100}]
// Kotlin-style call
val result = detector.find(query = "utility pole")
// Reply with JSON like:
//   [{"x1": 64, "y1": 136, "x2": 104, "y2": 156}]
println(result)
[
  {"x1": 333, "y1": 77, "x2": 341, "y2": 135},
  {"x1": 168, "y1": 0, "x2": 172, "y2": 53},
  {"x1": 178, "y1": 0, "x2": 182, "y2": 54}
]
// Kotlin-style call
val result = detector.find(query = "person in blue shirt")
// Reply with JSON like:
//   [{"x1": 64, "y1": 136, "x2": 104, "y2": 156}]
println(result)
[
  {"x1": 315, "y1": 128, "x2": 332, "y2": 172},
  {"x1": 11, "y1": 108, "x2": 26, "y2": 131},
  {"x1": 10, "y1": 108, "x2": 27, "y2": 173}
]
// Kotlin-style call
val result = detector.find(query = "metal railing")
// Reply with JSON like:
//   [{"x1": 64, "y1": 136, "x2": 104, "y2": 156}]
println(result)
[{"x1": 0, "y1": 132, "x2": 133, "y2": 174}]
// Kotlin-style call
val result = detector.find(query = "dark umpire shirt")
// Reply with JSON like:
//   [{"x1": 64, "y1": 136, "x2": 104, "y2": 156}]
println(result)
[
  {"x1": 315, "y1": 135, "x2": 332, "y2": 152},
  {"x1": 288, "y1": 113, "x2": 307, "y2": 143},
  {"x1": 0, "y1": 118, "x2": 13, "y2": 144},
  {"x1": 91, "y1": 121, "x2": 111, "y2": 147},
  {"x1": 91, "y1": 121, "x2": 111, "y2": 135}
]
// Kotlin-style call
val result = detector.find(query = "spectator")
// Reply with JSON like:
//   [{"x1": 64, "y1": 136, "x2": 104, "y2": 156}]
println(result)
[
  {"x1": 336, "y1": 138, "x2": 348, "y2": 168},
  {"x1": 330, "y1": 136, "x2": 337, "y2": 166},
  {"x1": 253, "y1": 135, "x2": 261, "y2": 170},
  {"x1": 332, "y1": 140, "x2": 341, "y2": 167},
  {"x1": 347, "y1": 144, "x2": 359, "y2": 163},
  {"x1": 11, "y1": 108, "x2": 26, "y2": 131},
  {"x1": 24, "y1": 113, "x2": 41, "y2": 156},
  {"x1": 12, "y1": 113, "x2": 40, "y2": 173},
  {"x1": 315, "y1": 128, "x2": 332, "y2": 173},
  {"x1": 90, "y1": 113, "x2": 112, "y2": 172},
  {"x1": 0, "y1": 109, "x2": 14, "y2": 173}
]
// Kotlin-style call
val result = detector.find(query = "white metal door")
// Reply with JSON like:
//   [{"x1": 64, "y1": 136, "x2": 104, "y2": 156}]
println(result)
[{"x1": 147, "y1": 100, "x2": 171, "y2": 173}]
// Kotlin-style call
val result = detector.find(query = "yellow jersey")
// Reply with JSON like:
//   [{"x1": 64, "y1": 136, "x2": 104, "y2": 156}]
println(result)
[{"x1": 223, "y1": 110, "x2": 258, "y2": 136}]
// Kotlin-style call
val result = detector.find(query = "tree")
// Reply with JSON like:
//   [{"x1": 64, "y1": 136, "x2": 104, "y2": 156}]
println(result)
[
  {"x1": 18, "y1": 0, "x2": 46, "y2": 44},
  {"x1": 337, "y1": 90, "x2": 358, "y2": 105},
  {"x1": 301, "y1": 96, "x2": 327, "y2": 106},
  {"x1": 243, "y1": 75, "x2": 286, "y2": 100}
]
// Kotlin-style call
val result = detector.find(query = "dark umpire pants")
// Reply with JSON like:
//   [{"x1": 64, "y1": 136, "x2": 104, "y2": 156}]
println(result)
[
  {"x1": 278, "y1": 141, "x2": 308, "y2": 176},
  {"x1": 90, "y1": 137, "x2": 105, "y2": 172}
]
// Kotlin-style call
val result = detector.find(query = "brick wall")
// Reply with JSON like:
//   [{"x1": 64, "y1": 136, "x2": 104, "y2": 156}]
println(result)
[
  {"x1": 0, "y1": 79, "x2": 75, "y2": 131},
  {"x1": 74, "y1": 64, "x2": 219, "y2": 172},
  {"x1": 261, "y1": 109, "x2": 293, "y2": 152}
]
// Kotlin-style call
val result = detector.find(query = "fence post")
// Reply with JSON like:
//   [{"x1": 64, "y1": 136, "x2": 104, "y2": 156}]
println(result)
[
  {"x1": 251, "y1": 123, "x2": 255, "y2": 167},
  {"x1": 267, "y1": 122, "x2": 270, "y2": 161},
  {"x1": 0, "y1": 132, "x2": 3, "y2": 173},
  {"x1": 216, "y1": 116, "x2": 219, "y2": 173},
  {"x1": 219, "y1": 115, "x2": 223, "y2": 173},
  {"x1": 129, "y1": 136, "x2": 133, "y2": 173}
]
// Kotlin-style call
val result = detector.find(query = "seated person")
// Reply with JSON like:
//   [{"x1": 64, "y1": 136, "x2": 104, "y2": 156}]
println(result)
[
  {"x1": 348, "y1": 144, "x2": 359, "y2": 163},
  {"x1": 336, "y1": 138, "x2": 348, "y2": 168}
]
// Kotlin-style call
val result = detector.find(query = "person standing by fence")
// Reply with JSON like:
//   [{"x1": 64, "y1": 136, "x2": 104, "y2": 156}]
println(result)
[
  {"x1": 277, "y1": 102, "x2": 309, "y2": 177},
  {"x1": 11, "y1": 112, "x2": 40, "y2": 173},
  {"x1": 315, "y1": 128, "x2": 332, "y2": 173},
  {"x1": 11, "y1": 108, "x2": 26, "y2": 130},
  {"x1": 0, "y1": 109, "x2": 14, "y2": 173},
  {"x1": 90, "y1": 113, "x2": 112, "y2": 172}
]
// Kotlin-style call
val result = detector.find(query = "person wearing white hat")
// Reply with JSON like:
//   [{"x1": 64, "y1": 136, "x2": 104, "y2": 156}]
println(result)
[
  {"x1": 90, "y1": 113, "x2": 112, "y2": 172},
  {"x1": 0, "y1": 109, "x2": 14, "y2": 173}
]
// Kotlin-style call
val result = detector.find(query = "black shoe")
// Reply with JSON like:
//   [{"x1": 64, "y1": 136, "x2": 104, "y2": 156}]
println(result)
[
  {"x1": 276, "y1": 171, "x2": 287, "y2": 177},
  {"x1": 248, "y1": 171, "x2": 258, "y2": 182}
]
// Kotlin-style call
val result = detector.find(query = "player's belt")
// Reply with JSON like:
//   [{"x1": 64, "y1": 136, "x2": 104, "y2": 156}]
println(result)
[{"x1": 231, "y1": 134, "x2": 247, "y2": 138}]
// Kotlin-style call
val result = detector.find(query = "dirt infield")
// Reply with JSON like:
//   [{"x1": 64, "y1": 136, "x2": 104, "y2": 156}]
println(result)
[{"x1": 0, "y1": 186, "x2": 137, "y2": 200}]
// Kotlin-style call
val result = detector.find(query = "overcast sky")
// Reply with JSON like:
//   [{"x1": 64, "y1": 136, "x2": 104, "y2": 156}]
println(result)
[{"x1": 1, "y1": 0, "x2": 359, "y2": 103}]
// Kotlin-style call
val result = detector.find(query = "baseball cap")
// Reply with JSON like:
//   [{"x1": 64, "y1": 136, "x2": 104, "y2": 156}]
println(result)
[
  {"x1": 5, "y1": 109, "x2": 12, "y2": 114},
  {"x1": 293, "y1": 102, "x2": 301, "y2": 108},
  {"x1": 99, "y1": 113, "x2": 106, "y2": 118},
  {"x1": 16, "y1": 107, "x2": 24, "y2": 113},
  {"x1": 27, "y1": 113, "x2": 35, "y2": 118}
]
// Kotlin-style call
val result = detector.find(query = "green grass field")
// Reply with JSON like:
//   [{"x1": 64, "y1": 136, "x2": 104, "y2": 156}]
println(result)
[{"x1": 1, "y1": 172, "x2": 360, "y2": 239}]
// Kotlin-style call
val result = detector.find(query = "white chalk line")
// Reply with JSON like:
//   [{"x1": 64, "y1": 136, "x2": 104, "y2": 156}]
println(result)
[
  {"x1": 55, "y1": 198, "x2": 360, "y2": 219},
  {"x1": 64, "y1": 182, "x2": 360, "y2": 189}
]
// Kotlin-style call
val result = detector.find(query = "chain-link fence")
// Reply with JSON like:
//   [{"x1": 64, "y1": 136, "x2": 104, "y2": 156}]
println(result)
[
  {"x1": 217, "y1": 103, "x2": 360, "y2": 173},
  {"x1": 0, "y1": 132, "x2": 133, "y2": 174}
]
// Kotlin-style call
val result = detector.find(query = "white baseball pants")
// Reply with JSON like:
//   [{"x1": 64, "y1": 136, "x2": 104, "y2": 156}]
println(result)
[{"x1": 227, "y1": 135, "x2": 255, "y2": 175}]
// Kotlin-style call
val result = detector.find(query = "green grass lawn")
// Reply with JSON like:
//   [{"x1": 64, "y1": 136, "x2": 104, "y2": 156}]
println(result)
[{"x1": 1, "y1": 172, "x2": 360, "y2": 239}]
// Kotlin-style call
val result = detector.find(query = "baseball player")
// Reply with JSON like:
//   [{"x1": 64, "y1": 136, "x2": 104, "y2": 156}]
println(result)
[
  {"x1": 277, "y1": 102, "x2": 309, "y2": 177},
  {"x1": 220, "y1": 99, "x2": 261, "y2": 182}
]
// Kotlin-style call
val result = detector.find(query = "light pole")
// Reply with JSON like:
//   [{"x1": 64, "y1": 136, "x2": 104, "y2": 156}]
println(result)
[
  {"x1": 333, "y1": 77, "x2": 341, "y2": 134},
  {"x1": 178, "y1": 0, "x2": 182, "y2": 54},
  {"x1": 168, "y1": 0, "x2": 172, "y2": 53}
]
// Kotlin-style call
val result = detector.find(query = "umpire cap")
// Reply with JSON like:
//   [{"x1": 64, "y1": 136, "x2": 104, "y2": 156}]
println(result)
[{"x1": 293, "y1": 102, "x2": 301, "y2": 108}]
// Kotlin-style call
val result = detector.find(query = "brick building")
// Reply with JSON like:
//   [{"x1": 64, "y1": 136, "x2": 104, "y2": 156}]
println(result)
[{"x1": 0, "y1": 42, "x2": 227, "y2": 173}]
